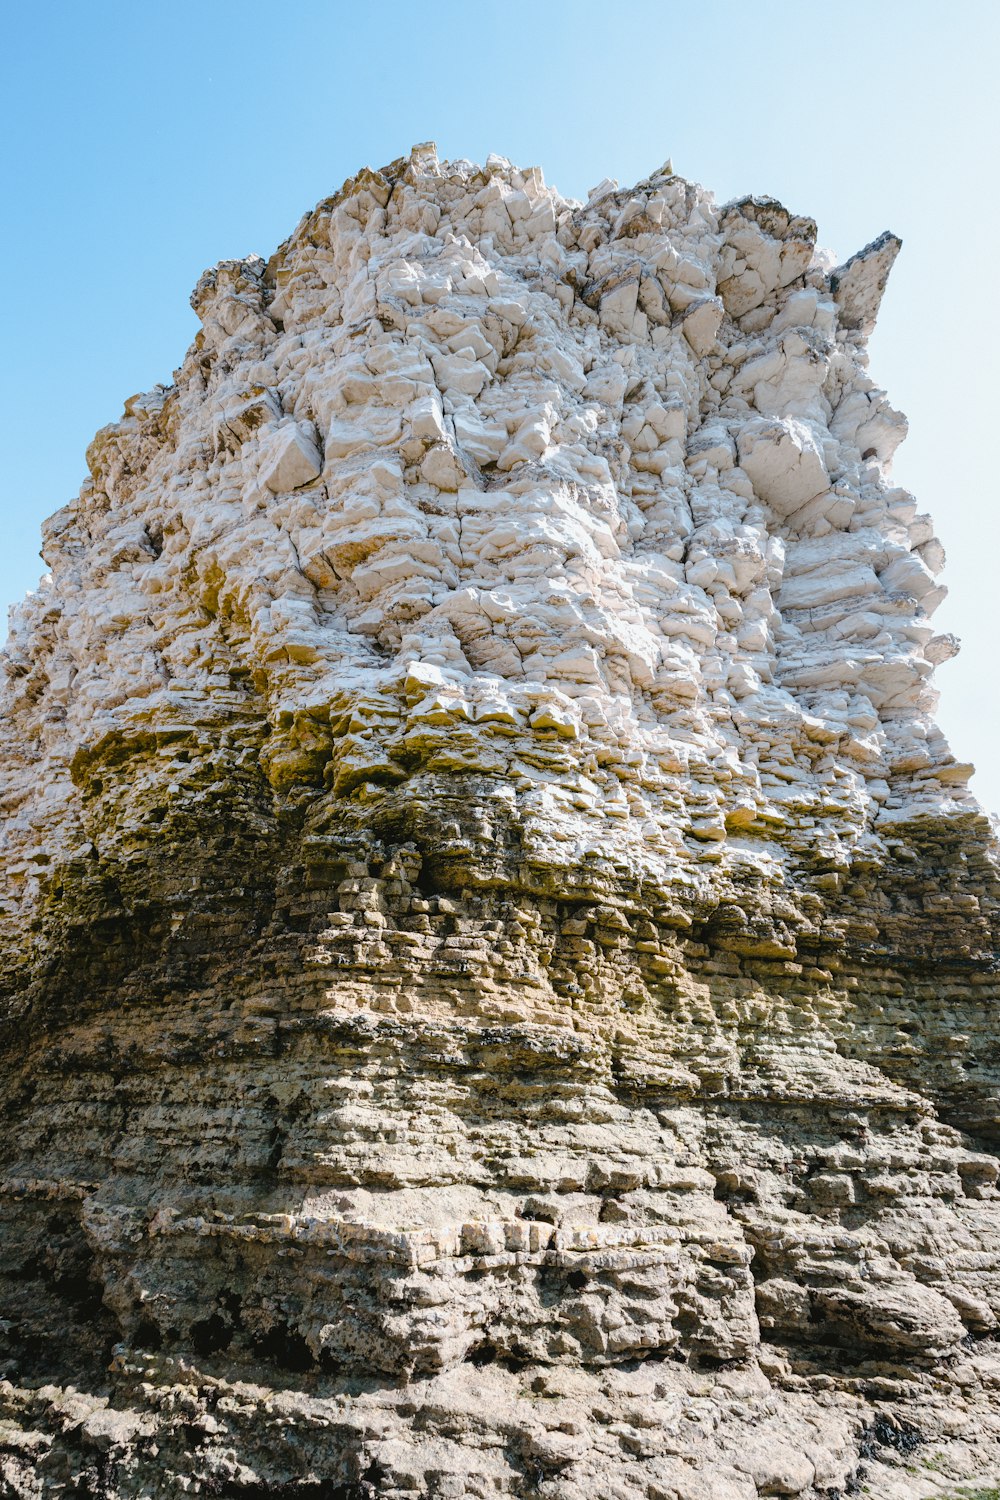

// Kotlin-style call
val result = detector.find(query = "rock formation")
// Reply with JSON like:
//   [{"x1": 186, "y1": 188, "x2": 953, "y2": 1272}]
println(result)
[{"x1": 2, "y1": 143, "x2": 999, "y2": 1499}]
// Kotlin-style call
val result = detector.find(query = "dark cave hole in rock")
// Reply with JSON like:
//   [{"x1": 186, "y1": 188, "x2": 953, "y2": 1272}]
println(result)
[
  {"x1": 191, "y1": 1311, "x2": 234, "y2": 1356},
  {"x1": 267, "y1": 1123, "x2": 286, "y2": 1169},
  {"x1": 694, "y1": 1353, "x2": 742, "y2": 1372},
  {"x1": 499, "y1": 1353, "x2": 531, "y2": 1373},
  {"x1": 134, "y1": 1316, "x2": 162, "y2": 1351},
  {"x1": 639, "y1": 1345, "x2": 688, "y2": 1364},
  {"x1": 252, "y1": 1324, "x2": 316, "y2": 1372}
]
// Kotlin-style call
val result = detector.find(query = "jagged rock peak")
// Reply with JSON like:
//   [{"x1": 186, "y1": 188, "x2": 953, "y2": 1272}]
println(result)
[{"x1": 1, "y1": 144, "x2": 998, "y2": 1499}]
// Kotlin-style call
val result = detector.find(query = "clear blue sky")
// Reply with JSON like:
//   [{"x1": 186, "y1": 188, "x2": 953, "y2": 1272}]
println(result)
[{"x1": 3, "y1": 1, "x2": 998, "y2": 808}]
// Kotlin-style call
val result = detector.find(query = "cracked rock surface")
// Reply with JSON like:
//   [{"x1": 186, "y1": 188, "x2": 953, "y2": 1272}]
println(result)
[{"x1": 1, "y1": 144, "x2": 999, "y2": 1498}]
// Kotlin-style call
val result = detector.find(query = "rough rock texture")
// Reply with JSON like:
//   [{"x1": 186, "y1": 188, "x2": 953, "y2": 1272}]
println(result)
[{"x1": 2, "y1": 144, "x2": 999, "y2": 1498}]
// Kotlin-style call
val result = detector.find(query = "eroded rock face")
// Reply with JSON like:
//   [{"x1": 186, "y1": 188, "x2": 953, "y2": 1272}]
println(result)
[{"x1": 1, "y1": 144, "x2": 998, "y2": 1499}]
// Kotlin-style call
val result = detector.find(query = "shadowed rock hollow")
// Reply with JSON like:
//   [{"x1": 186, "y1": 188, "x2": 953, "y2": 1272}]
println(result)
[{"x1": 2, "y1": 143, "x2": 999, "y2": 1499}]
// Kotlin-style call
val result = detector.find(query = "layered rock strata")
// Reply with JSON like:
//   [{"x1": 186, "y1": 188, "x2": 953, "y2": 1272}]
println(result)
[{"x1": 2, "y1": 144, "x2": 999, "y2": 1499}]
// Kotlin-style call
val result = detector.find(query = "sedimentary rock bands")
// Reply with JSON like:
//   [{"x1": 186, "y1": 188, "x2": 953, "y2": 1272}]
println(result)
[{"x1": 1, "y1": 144, "x2": 998, "y2": 1498}]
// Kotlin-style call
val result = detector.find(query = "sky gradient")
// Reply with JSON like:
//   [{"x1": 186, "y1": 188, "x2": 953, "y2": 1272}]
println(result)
[{"x1": 3, "y1": 0, "x2": 998, "y2": 808}]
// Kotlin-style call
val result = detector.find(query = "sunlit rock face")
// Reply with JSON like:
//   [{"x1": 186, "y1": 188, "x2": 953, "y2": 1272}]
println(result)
[{"x1": 2, "y1": 144, "x2": 999, "y2": 1499}]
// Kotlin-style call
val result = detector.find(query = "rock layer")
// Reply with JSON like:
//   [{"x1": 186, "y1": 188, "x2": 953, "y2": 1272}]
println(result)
[{"x1": 2, "y1": 144, "x2": 999, "y2": 1498}]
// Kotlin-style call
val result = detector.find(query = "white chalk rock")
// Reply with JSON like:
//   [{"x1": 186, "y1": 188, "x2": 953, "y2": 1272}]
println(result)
[
  {"x1": 681, "y1": 295, "x2": 724, "y2": 355},
  {"x1": 737, "y1": 417, "x2": 829, "y2": 514},
  {"x1": 258, "y1": 422, "x2": 322, "y2": 493},
  {"x1": 2, "y1": 149, "x2": 998, "y2": 1496}
]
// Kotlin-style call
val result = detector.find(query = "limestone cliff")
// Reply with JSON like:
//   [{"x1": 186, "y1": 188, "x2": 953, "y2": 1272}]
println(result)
[{"x1": 2, "y1": 144, "x2": 999, "y2": 1499}]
